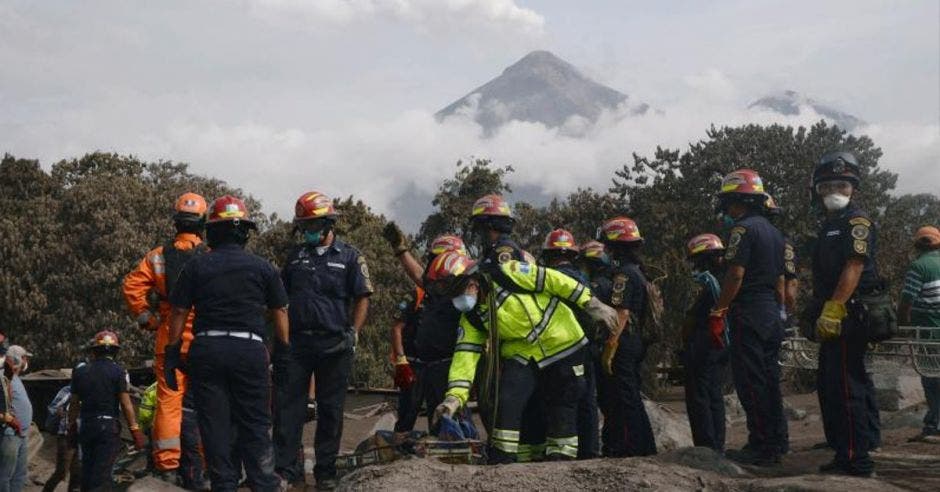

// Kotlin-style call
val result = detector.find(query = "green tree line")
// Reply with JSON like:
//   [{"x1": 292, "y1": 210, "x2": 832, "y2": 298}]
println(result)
[{"x1": 1, "y1": 121, "x2": 936, "y2": 390}]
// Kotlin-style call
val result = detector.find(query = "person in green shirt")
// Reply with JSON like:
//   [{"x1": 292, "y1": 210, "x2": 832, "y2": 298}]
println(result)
[{"x1": 899, "y1": 225, "x2": 940, "y2": 441}]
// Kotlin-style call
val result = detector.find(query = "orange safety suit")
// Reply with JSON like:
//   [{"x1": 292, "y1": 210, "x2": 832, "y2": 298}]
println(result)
[{"x1": 123, "y1": 232, "x2": 202, "y2": 472}]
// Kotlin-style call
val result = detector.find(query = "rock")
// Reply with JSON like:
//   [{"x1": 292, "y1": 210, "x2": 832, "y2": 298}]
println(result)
[
  {"x1": 871, "y1": 368, "x2": 925, "y2": 411},
  {"x1": 783, "y1": 401, "x2": 808, "y2": 421},
  {"x1": 658, "y1": 447, "x2": 749, "y2": 478},
  {"x1": 368, "y1": 412, "x2": 398, "y2": 435},
  {"x1": 127, "y1": 476, "x2": 187, "y2": 491},
  {"x1": 644, "y1": 399, "x2": 693, "y2": 451}
]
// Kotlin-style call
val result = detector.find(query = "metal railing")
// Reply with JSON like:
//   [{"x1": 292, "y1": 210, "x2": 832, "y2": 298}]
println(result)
[{"x1": 780, "y1": 326, "x2": 940, "y2": 378}]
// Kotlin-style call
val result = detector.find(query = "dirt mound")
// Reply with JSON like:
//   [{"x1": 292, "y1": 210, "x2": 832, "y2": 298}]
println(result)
[{"x1": 336, "y1": 448, "x2": 900, "y2": 492}]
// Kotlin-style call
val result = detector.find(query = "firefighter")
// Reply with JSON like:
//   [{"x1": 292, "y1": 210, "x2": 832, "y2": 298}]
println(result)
[
  {"x1": 67, "y1": 331, "x2": 146, "y2": 491},
  {"x1": 381, "y1": 225, "x2": 467, "y2": 433},
  {"x1": 710, "y1": 169, "x2": 786, "y2": 466},
  {"x1": 595, "y1": 217, "x2": 658, "y2": 457},
  {"x1": 810, "y1": 152, "x2": 879, "y2": 476},
  {"x1": 682, "y1": 233, "x2": 729, "y2": 452},
  {"x1": 122, "y1": 192, "x2": 208, "y2": 489},
  {"x1": 166, "y1": 195, "x2": 290, "y2": 491},
  {"x1": 430, "y1": 251, "x2": 620, "y2": 463},
  {"x1": 467, "y1": 194, "x2": 526, "y2": 266},
  {"x1": 274, "y1": 191, "x2": 372, "y2": 490},
  {"x1": 539, "y1": 229, "x2": 600, "y2": 459}
]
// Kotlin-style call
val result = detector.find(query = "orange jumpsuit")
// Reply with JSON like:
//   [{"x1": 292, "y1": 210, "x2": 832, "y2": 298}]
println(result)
[{"x1": 123, "y1": 232, "x2": 201, "y2": 472}]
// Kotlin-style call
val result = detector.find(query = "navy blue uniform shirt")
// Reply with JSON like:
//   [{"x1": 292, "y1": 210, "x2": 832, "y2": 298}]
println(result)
[
  {"x1": 724, "y1": 214, "x2": 785, "y2": 302},
  {"x1": 170, "y1": 243, "x2": 288, "y2": 337},
  {"x1": 70, "y1": 358, "x2": 128, "y2": 419},
  {"x1": 282, "y1": 238, "x2": 373, "y2": 341},
  {"x1": 811, "y1": 205, "x2": 879, "y2": 301},
  {"x1": 602, "y1": 260, "x2": 648, "y2": 320},
  {"x1": 480, "y1": 235, "x2": 525, "y2": 270}
]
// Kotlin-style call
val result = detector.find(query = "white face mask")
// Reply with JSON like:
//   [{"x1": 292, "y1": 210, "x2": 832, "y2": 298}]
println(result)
[
  {"x1": 451, "y1": 294, "x2": 478, "y2": 313},
  {"x1": 823, "y1": 193, "x2": 850, "y2": 211}
]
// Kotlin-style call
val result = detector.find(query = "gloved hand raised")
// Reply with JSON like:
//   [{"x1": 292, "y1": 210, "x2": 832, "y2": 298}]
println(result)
[
  {"x1": 584, "y1": 297, "x2": 620, "y2": 336},
  {"x1": 432, "y1": 395, "x2": 461, "y2": 427},
  {"x1": 394, "y1": 356, "x2": 416, "y2": 390},
  {"x1": 382, "y1": 222, "x2": 409, "y2": 255},
  {"x1": 816, "y1": 300, "x2": 847, "y2": 341},
  {"x1": 164, "y1": 341, "x2": 184, "y2": 391}
]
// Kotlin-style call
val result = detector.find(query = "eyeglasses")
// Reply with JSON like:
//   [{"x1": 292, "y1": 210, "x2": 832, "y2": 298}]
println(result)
[{"x1": 815, "y1": 180, "x2": 853, "y2": 196}]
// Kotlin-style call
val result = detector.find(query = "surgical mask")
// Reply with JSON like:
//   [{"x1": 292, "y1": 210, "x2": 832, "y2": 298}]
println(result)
[
  {"x1": 822, "y1": 193, "x2": 850, "y2": 211},
  {"x1": 304, "y1": 230, "x2": 323, "y2": 245},
  {"x1": 452, "y1": 294, "x2": 478, "y2": 313}
]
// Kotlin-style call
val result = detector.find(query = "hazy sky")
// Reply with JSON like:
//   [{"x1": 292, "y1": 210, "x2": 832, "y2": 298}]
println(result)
[{"x1": 1, "y1": 0, "x2": 937, "y2": 225}]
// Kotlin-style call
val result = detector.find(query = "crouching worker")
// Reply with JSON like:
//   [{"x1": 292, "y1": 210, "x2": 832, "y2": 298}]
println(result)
[
  {"x1": 682, "y1": 234, "x2": 730, "y2": 452},
  {"x1": 429, "y1": 251, "x2": 620, "y2": 463},
  {"x1": 68, "y1": 331, "x2": 146, "y2": 491}
]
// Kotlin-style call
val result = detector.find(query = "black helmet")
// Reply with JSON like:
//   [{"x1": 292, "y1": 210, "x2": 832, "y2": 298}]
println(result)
[{"x1": 813, "y1": 151, "x2": 861, "y2": 188}]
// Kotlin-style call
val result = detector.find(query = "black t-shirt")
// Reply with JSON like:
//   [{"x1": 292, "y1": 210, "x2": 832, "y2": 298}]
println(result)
[
  {"x1": 724, "y1": 214, "x2": 785, "y2": 302},
  {"x1": 170, "y1": 243, "x2": 288, "y2": 336},
  {"x1": 811, "y1": 205, "x2": 879, "y2": 301},
  {"x1": 70, "y1": 358, "x2": 128, "y2": 419},
  {"x1": 414, "y1": 291, "x2": 461, "y2": 362}
]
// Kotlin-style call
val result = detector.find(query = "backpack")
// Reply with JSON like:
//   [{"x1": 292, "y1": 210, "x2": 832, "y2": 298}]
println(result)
[{"x1": 163, "y1": 240, "x2": 207, "y2": 298}]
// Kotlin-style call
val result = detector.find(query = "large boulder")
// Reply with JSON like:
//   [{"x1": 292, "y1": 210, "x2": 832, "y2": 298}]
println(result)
[
  {"x1": 871, "y1": 366, "x2": 925, "y2": 411},
  {"x1": 643, "y1": 399, "x2": 693, "y2": 451}
]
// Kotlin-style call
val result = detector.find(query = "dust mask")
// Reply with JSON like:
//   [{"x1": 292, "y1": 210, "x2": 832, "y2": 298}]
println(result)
[
  {"x1": 452, "y1": 294, "x2": 478, "y2": 313},
  {"x1": 822, "y1": 194, "x2": 850, "y2": 211}
]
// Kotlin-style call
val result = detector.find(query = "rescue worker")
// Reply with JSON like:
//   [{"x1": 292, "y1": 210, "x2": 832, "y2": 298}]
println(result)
[
  {"x1": 166, "y1": 195, "x2": 290, "y2": 492},
  {"x1": 539, "y1": 229, "x2": 600, "y2": 459},
  {"x1": 682, "y1": 234, "x2": 729, "y2": 452},
  {"x1": 710, "y1": 169, "x2": 786, "y2": 466},
  {"x1": 809, "y1": 151, "x2": 879, "y2": 476},
  {"x1": 123, "y1": 192, "x2": 208, "y2": 489},
  {"x1": 900, "y1": 226, "x2": 940, "y2": 442},
  {"x1": 467, "y1": 194, "x2": 526, "y2": 266},
  {"x1": 381, "y1": 225, "x2": 467, "y2": 433},
  {"x1": 431, "y1": 251, "x2": 621, "y2": 463},
  {"x1": 595, "y1": 217, "x2": 657, "y2": 457},
  {"x1": 67, "y1": 331, "x2": 147, "y2": 491},
  {"x1": 274, "y1": 191, "x2": 372, "y2": 490}
]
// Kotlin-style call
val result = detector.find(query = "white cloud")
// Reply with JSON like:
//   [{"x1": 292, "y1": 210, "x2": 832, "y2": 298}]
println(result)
[{"x1": 246, "y1": 0, "x2": 544, "y2": 36}]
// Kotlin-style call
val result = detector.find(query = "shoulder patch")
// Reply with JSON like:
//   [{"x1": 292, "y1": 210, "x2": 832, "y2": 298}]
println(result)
[
  {"x1": 853, "y1": 240, "x2": 868, "y2": 255},
  {"x1": 848, "y1": 217, "x2": 872, "y2": 227},
  {"x1": 851, "y1": 224, "x2": 870, "y2": 240},
  {"x1": 357, "y1": 255, "x2": 374, "y2": 291},
  {"x1": 497, "y1": 251, "x2": 512, "y2": 264},
  {"x1": 784, "y1": 244, "x2": 795, "y2": 261}
]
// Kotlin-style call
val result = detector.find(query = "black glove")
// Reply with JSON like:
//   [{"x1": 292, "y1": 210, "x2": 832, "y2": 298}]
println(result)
[
  {"x1": 164, "y1": 341, "x2": 183, "y2": 391},
  {"x1": 382, "y1": 222, "x2": 408, "y2": 254},
  {"x1": 272, "y1": 340, "x2": 292, "y2": 387}
]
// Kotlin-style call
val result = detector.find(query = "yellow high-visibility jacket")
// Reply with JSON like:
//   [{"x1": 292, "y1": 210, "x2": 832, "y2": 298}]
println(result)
[
  {"x1": 446, "y1": 260, "x2": 593, "y2": 404},
  {"x1": 138, "y1": 382, "x2": 158, "y2": 431}
]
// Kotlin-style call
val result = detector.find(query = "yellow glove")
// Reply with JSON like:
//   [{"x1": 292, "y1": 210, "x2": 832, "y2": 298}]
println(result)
[
  {"x1": 815, "y1": 300, "x2": 847, "y2": 341},
  {"x1": 601, "y1": 336, "x2": 620, "y2": 376}
]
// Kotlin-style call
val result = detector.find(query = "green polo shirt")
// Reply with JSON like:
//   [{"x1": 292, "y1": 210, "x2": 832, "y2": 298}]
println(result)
[{"x1": 901, "y1": 250, "x2": 940, "y2": 336}]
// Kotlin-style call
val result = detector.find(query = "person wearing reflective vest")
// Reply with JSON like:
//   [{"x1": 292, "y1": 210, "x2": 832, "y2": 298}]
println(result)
[
  {"x1": 429, "y1": 252, "x2": 619, "y2": 463},
  {"x1": 122, "y1": 192, "x2": 208, "y2": 488}
]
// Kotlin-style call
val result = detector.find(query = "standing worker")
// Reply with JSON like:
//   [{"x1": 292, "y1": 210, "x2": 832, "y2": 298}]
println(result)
[
  {"x1": 274, "y1": 191, "x2": 372, "y2": 490},
  {"x1": 900, "y1": 226, "x2": 940, "y2": 442},
  {"x1": 540, "y1": 229, "x2": 601, "y2": 459},
  {"x1": 431, "y1": 251, "x2": 620, "y2": 463},
  {"x1": 710, "y1": 169, "x2": 786, "y2": 466},
  {"x1": 467, "y1": 195, "x2": 526, "y2": 266},
  {"x1": 595, "y1": 217, "x2": 657, "y2": 457},
  {"x1": 166, "y1": 195, "x2": 290, "y2": 491},
  {"x1": 123, "y1": 192, "x2": 209, "y2": 489},
  {"x1": 809, "y1": 152, "x2": 880, "y2": 476},
  {"x1": 682, "y1": 234, "x2": 729, "y2": 452},
  {"x1": 67, "y1": 331, "x2": 147, "y2": 491}
]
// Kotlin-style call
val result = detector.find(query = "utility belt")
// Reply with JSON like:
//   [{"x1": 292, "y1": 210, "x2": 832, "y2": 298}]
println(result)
[
  {"x1": 196, "y1": 330, "x2": 264, "y2": 342},
  {"x1": 799, "y1": 278, "x2": 897, "y2": 343}
]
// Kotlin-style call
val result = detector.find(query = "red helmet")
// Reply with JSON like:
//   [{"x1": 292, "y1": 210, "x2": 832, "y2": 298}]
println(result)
[
  {"x1": 207, "y1": 195, "x2": 256, "y2": 228},
  {"x1": 175, "y1": 192, "x2": 208, "y2": 216},
  {"x1": 93, "y1": 330, "x2": 120, "y2": 348},
  {"x1": 579, "y1": 240, "x2": 608, "y2": 262},
  {"x1": 471, "y1": 194, "x2": 513, "y2": 219},
  {"x1": 542, "y1": 229, "x2": 578, "y2": 253},
  {"x1": 429, "y1": 234, "x2": 467, "y2": 257},
  {"x1": 599, "y1": 217, "x2": 643, "y2": 244},
  {"x1": 718, "y1": 169, "x2": 765, "y2": 196},
  {"x1": 294, "y1": 191, "x2": 339, "y2": 222},
  {"x1": 425, "y1": 251, "x2": 478, "y2": 283},
  {"x1": 686, "y1": 233, "x2": 725, "y2": 257}
]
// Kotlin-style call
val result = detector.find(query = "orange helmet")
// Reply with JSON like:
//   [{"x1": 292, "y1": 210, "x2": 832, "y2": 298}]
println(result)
[
  {"x1": 686, "y1": 233, "x2": 725, "y2": 257},
  {"x1": 93, "y1": 330, "x2": 120, "y2": 349},
  {"x1": 542, "y1": 229, "x2": 578, "y2": 253},
  {"x1": 429, "y1": 234, "x2": 467, "y2": 257},
  {"x1": 426, "y1": 251, "x2": 478, "y2": 282},
  {"x1": 471, "y1": 194, "x2": 513, "y2": 219},
  {"x1": 294, "y1": 191, "x2": 339, "y2": 222},
  {"x1": 175, "y1": 192, "x2": 207, "y2": 215},
  {"x1": 599, "y1": 217, "x2": 643, "y2": 244},
  {"x1": 580, "y1": 240, "x2": 608, "y2": 263},
  {"x1": 719, "y1": 169, "x2": 765, "y2": 196},
  {"x1": 914, "y1": 226, "x2": 940, "y2": 249},
  {"x1": 207, "y1": 195, "x2": 256, "y2": 228}
]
